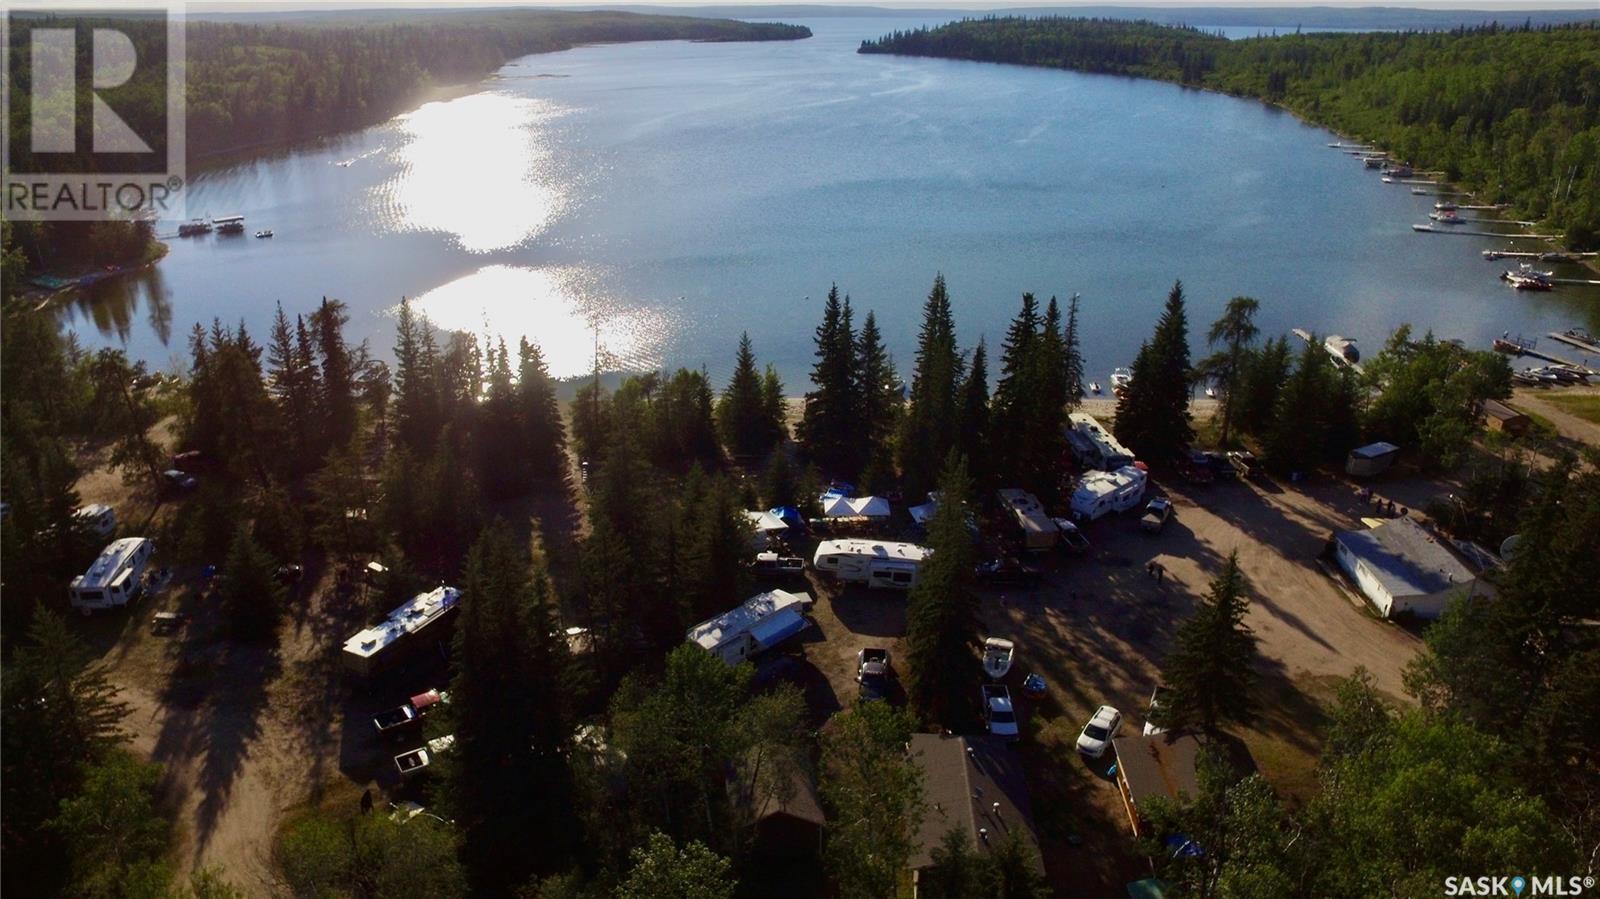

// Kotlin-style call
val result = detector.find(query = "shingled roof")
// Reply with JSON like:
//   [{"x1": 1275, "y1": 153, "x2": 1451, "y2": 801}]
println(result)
[{"x1": 907, "y1": 734, "x2": 1042, "y2": 872}]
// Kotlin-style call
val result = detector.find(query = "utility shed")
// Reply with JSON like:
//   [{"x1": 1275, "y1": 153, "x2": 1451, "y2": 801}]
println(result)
[
  {"x1": 908, "y1": 734, "x2": 1043, "y2": 890},
  {"x1": 1481, "y1": 399, "x2": 1530, "y2": 436},
  {"x1": 1333, "y1": 517, "x2": 1490, "y2": 619},
  {"x1": 1112, "y1": 733, "x2": 1206, "y2": 838}
]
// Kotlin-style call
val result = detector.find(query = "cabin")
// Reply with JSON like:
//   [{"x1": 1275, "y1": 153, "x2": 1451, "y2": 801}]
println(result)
[
  {"x1": 1065, "y1": 412, "x2": 1135, "y2": 471},
  {"x1": 738, "y1": 755, "x2": 826, "y2": 865},
  {"x1": 1345, "y1": 441, "x2": 1400, "y2": 478},
  {"x1": 1333, "y1": 517, "x2": 1491, "y2": 619},
  {"x1": 996, "y1": 488, "x2": 1059, "y2": 551},
  {"x1": 812, "y1": 539, "x2": 931, "y2": 590},
  {"x1": 1069, "y1": 466, "x2": 1147, "y2": 522},
  {"x1": 342, "y1": 586, "x2": 461, "y2": 676},
  {"x1": 1112, "y1": 732, "x2": 1207, "y2": 837},
  {"x1": 908, "y1": 734, "x2": 1043, "y2": 892},
  {"x1": 1480, "y1": 399, "x2": 1530, "y2": 436},
  {"x1": 687, "y1": 589, "x2": 813, "y2": 665},
  {"x1": 69, "y1": 537, "x2": 154, "y2": 613}
]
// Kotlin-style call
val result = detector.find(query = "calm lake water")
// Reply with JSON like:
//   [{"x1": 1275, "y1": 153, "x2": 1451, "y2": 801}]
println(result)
[{"x1": 64, "y1": 17, "x2": 1600, "y2": 384}]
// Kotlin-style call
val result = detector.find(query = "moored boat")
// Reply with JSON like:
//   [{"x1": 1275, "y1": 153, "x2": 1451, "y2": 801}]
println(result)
[
  {"x1": 255, "y1": 229, "x2": 273, "y2": 238},
  {"x1": 177, "y1": 219, "x2": 212, "y2": 237},
  {"x1": 1089, "y1": 381, "x2": 1102, "y2": 395},
  {"x1": 1502, "y1": 263, "x2": 1554, "y2": 290},
  {"x1": 1110, "y1": 368, "x2": 1132, "y2": 393},
  {"x1": 213, "y1": 215, "x2": 246, "y2": 234},
  {"x1": 1429, "y1": 209, "x2": 1464, "y2": 224},
  {"x1": 1433, "y1": 201, "x2": 1457, "y2": 212}
]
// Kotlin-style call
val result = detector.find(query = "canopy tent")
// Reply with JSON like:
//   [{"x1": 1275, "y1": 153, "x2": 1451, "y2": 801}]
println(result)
[
  {"x1": 819, "y1": 494, "x2": 891, "y2": 519},
  {"x1": 768, "y1": 506, "x2": 804, "y2": 527},
  {"x1": 909, "y1": 501, "x2": 938, "y2": 525},
  {"x1": 746, "y1": 510, "x2": 789, "y2": 533}
]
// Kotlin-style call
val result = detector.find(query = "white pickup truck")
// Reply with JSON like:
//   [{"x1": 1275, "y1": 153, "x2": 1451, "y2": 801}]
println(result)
[{"x1": 981, "y1": 684, "x2": 1019, "y2": 740}]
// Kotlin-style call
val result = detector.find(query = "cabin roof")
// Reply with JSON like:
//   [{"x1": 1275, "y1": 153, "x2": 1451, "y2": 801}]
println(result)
[
  {"x1": 1113, "y1": 732, "x2": 1206, "y2": 810},
  {"x1": 908, "y1": 733, "x2": 1041, "y2": 872}
]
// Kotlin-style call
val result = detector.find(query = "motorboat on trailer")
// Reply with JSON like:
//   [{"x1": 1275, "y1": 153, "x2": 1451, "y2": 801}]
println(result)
[{"x1": 982, "y1": 637, "x2": 1015, "y2": 681}]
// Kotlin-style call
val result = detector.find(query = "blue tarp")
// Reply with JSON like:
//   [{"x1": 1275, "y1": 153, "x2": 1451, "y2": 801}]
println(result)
[
  {"x1": 769, "y1": 506, "x2": 803, "y2": 527},
  {"x1": 749, "y1": 608, "x2": 808, "y2": 650}
]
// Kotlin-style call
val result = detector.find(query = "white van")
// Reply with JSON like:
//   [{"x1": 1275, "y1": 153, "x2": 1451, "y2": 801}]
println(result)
[
  {"x1": 812, "y1": 539, "x2": 931, "y2": 591},
  {"x1": 74, "y1": 504, "x2": 117, "y2": 538},
  {"x1": 69, "y1": 537, "x2": 154, "y2": 613}
]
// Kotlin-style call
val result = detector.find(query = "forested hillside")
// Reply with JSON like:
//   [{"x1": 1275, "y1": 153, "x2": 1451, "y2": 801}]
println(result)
[{"x1": 861, "y1": 18, "x2": 1600, "y2": 247}]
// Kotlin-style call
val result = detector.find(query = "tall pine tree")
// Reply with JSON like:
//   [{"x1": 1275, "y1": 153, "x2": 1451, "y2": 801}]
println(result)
[
  {"x1": 1156, "y1": 551, "x2": 1258, "y2": 733},
  {"x1": 904, "y1": 452, "x2": 981, "y2": 729},
  {"x1": 799, "y1": 286, "x2": 858, "y2": 477},
  {"x1": 897, "y1": 275, "x2": 964, "y2": 499},
  {"x1": 1114, "y1": 281, "x2": 1194, "y2": 462}
]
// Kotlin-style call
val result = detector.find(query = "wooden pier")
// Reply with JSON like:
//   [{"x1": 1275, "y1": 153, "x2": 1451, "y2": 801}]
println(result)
[{"x1": 1412, "y1": 224, "x2": 1557, "y2": 239}]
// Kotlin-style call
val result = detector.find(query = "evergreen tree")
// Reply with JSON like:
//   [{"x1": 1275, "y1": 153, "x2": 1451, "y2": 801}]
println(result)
[
  {"x1": 49, "y1": 750, "x2": 173, "y2": 899},
  {"x1": 716, "y1": 333, "x2": 777, "y2": 459},
  {"x1": 268, "y1": 304, "x2": 322, "y2": 475},
  {"x1": 955, "y1": 340, "x2": 990, "y2": 486},
  {"x1": 216, "y1": 523, "x2": 286, "y2": 641},
  {"x1": 1061, "y1": 292, "x2": 1085, "y2": 408},
  {"x1": 897, "y1": 275, "x2": 965, "y2": 498},
  {"x1": 1263, "y1": 340, "x2": 1334, "y2": 476},
  {"x1": 1114, "y1": 281, "x2": 1193, "y2": 462},
  {"x1": 799, "y1": 285, "x2": 858, "y2": 477},
  {"x1": 760, "y1": 364, "x2": 788, "y2": 450},
  {"x1": 761, "y1": 450, "x2": 799, "y2": 510},
  {"x1": 1027, "y1": 296, "x2": 1069, "y2": 503},
  {"x1": 88, "y1": 349, "x2": 164, "y2": 490},
  {"x1": 393, "y1": 298, "x2": 440, "y2": 453},
  {"x1": 517, "y1": 338, "x2": 568, "y2": 483},
  {"x1": 676, "y1": 470, "x2": 753, "y2": 627},
  {"x1": 854, "y1": 310, "x2": 900, "y2": 487},
  {"x1": 1156, "y1": 551, "x2": 1258, "y2": 733},
  {"x1": 903, "y1": 452, "x2": 981, "y2": 728},
  {"x1": 1202, "y1": 296, "x2": 1260, "y2": 447},
  {"x1": 477, "y1": 339, "x2": 526, "y2": 498},
  {"x1": 445, "y1": 521, "x2": 576, "y2": 891},
  {"x1": 1234, "y1": 336, "x2": 1291, "y2": 438},
  {"x1": 990, "y1": 293, "x2": 1040, "y2": 483},
  {"x1": 311, "y1": 298, "x2": 359, "y2": 453}
]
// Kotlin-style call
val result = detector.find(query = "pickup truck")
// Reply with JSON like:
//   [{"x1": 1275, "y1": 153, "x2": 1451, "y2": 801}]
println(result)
[
  {"x1": 752, "y1": 552, "x2": 807, "y2": 577},
  {"x1": 394, "y1": 734, "x2": 455, "y2": 778},
  {"x1": 1141, "y1": 498, "x2": 1174, "y2": 533},
  {"x1": 1227, "y1": 450, "x2": 1260, "y2": 480},
  {"x1": 856, "y1": 648, "x2": 892, "y2": 702},
  {"x1": 1050, "y1": 518, "x2": 1091, "y2": 554},
  {"x1": 981, "y1": 684, "x2": 1020, "y2": 740},
  {"x1": 372, "y1": 704, "x2": 419, "y2": 737}
]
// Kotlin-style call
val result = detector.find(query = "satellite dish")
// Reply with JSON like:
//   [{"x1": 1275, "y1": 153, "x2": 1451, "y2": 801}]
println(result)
[{"x1": 1499, "y1": 534, "x2": 1522, "y2": 559}]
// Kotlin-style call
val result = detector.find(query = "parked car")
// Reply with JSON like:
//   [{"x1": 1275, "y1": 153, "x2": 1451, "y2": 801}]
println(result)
[
  {"x1": 1141, "y1": 498, "x2": 1174, "y2": 533},
  {"x1": 275, "y1": 564, "x2": 305, "y2": 585},
  {"x1": 975, "y1": 557, "x2": 1043, "y2": 587},
  {"x1": 394, "y1": 734, "x2": 455, "y2": 777},
  {"x1": 1142, "y1": 686, "x2": 1169, "y2": 736},
  {"x1": 982, "y1": 684, "x2": 1020, "y2": 740},
  {"x1": 1051, "y1": 518, "x2": 1091, "y2": 554},
  {"x1": 856, "y1": 648, "x2": 892, "y2": 702},
  {"x1": 1204, "y1": 451, "x2": 1237, "y2": 481},
  {"x1": 1177, "y1": 450, "x2": 1215, "y2": 485},
  {"x1": 170, "y1": 450, "x2": 212, "y2": 472},
  {"x1": 161, "y1": 469, "x2": 198, "y2": 491},
  {"x1": 373, "y1": 704, "x2": 420, "y2": 737},
  {"x1": 1076, "y1": 705, "x2": 1123, "y2": 757},
  {"x1": 751, "y1": 552, "x2": 806, "y2": 577},
  {"x1": 1227, "y1": 450, "x2": 1260, "y2": 480},
  {"x1": 1021, "y1": 673, "x2": 1048, "y2": 700}
]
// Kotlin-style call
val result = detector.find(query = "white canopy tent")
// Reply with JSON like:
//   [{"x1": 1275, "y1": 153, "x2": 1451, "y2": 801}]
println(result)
[
  {"x1": 819, "y1": 494, "x2": 892, "y2": 519},
  {"x1": 746, "y1": 510, "x2": 789, "y2": 533}
]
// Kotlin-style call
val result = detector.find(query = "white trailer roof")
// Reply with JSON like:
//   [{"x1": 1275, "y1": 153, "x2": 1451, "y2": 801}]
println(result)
[
  {"x1": 73, "y1": 538, "x2": 150, "y2": 590},
  {"x1": 1073, "y1": 466, "x2": 1146, "y2": 501},
  {"x1": 687, "y1": 589, "x2": 811, "y2": 653},
  {"x1": 343, "y1": 586, "x2": 460, "y2": 662},
  {"x1": 813, "y1": 539, "x2": 931, "y2": 562}
]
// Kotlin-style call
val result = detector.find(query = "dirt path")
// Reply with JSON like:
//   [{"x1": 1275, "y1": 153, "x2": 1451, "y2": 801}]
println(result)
[{"x1": 1511, "y1": 386, "x2": 1600, "y2": 447}]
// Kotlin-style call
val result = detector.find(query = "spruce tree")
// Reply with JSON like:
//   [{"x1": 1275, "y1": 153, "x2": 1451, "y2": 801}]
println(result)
[
  {"x1": 393, "y1": 298, "x2": 439, "y2": 453},
  {"x1": 217, "y1": 524, "x2": 286, "y2": 641},
  {"x1": 897, "y1": 275, "x2": 964, "y2": 499},
  {"x1": 990, "y1": 293, "x2": 1041, "y2": 482},
  {"x1": 760, "y1": 364, "x2": 787, "y2": 450},
  {"x1": 446, "y1": 520, "x2": 576, "y2": 891},
  {"x1": 956, "y1": 340, "x2": 990, "y2": 487},
  {"x1": 516, "y1": 338, "x2": 567, "y2": 483},
  {"x1": 715, "y1": 333, "x2": 771, "y2": 459},
  {"x1": 904, "y1": 452, "x2": 981, "y2": 729},
  {"x1": 1027, "y1": 296, "x2": 1069, "y2": 504},
  {"x1": 854, "y1": 310, "x2": 900, "y2": 486},
  {"x1": 1062, "y1": 292, "x2": 1085, "y2": 409},
  {"x1": 269, "y1": 303, "x2": 319, "y2": 475},
  {"x1": 311, "y1": 297, "x2": 359, "y2": 453},
  {"x1": 799, "y1": 285, "x2": 858, "y2": 477},
  {"x1": 1114, "y1": 281, "x2": 1194, "y2": 462},
  {"x1": 1157, "y1": 551, "x2": 1258, "y2": 733}
]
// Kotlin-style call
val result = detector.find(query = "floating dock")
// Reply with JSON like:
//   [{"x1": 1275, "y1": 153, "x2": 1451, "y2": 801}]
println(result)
[{"x1": 1549, "y1": 332, "x2": 1600, "y2": 356}]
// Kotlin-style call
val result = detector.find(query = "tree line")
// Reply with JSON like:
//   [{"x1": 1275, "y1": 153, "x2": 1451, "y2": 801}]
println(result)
[{"x1": 861, "y1": 17, "x2": 1600, "y2": 248}]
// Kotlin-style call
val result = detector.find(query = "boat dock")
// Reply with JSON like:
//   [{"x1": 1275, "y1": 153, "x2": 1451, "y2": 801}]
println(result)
[
  {"x1": 1410, "y1": 188, "x2": 1471, "y2": 196},
  {"x1": 1549, "y1": 332, "x2": 1600, "y2": 356},
  {"x1": 1412, "y1": 224, "x2": 1558, "y2": 239},
  {"x1": 1509, "y1": 344, "x2": 1598, "y2": 374}
]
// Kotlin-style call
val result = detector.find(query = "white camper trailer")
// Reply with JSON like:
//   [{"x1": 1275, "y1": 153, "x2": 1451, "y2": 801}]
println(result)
[
  {"x1": 342, "y1": 586, "x2": 461, "y2": 676},
  {"x1": 1070, "y1": 466, "x2": 1147, "y2": 522},
  {"x1": 812, "y1": 539, "x2": 931, "y2": 591},
  {"x1": 1065, "y1": 412, "x2": 1136, "y2": 471},
  {"x1": 686, "y1": 589, "x2": 813, "y2": 665},
  {"x1": 69, "y1": 537, "x2": 154, "y2": 613},
  {"x1": 996, "y1": 488, "x2": 1060, "y2": 551}
]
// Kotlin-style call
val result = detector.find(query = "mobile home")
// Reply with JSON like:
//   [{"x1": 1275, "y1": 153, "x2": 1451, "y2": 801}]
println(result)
[
  {"x1": 812, "y1": 539, "x2": 931, "y2": 591},
  {"x1": 342, "y1": 585, "x2": 461, "y2": 676},
  {"x1": 996, "y1": 488, "x2": 1059, "y2": 551},
  {"x1": 1069, "y1": 466, "x2": 1147, "y2": 522},
  {"x1": 69, "y1": 537, "x2": 154, "y2": 613},
  {"x1": 687, "y1": 589, "x2": 813, "y2": 665},
  {"x1": 1065, "y1": 412, "x2": 1135, "y2": 471}
]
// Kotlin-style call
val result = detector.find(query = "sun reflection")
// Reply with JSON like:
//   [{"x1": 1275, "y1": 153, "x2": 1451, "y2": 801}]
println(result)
[
  {"x1": 406, "y1": 265, "x2": 669, "y2": 379},
  {"x1": 375, "y1": 93, "x2": 568, "y2": 253}
]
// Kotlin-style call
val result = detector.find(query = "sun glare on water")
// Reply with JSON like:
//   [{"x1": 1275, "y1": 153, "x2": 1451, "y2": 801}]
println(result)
[
  {"x1": 406, "y1": 265, "x2": 670, "y2": 379},
  {"x1": 375, "y1": 93, "x2": 569, "y2": 254}
]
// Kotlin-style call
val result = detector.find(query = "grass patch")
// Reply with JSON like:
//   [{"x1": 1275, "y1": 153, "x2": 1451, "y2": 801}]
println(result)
[{"x1": 1542, "y1": 393, "x2": 1600, "y2": 425}]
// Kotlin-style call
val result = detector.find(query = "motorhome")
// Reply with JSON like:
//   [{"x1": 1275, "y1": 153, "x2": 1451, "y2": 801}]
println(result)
[
  {"x1": 996, "y1": 488, "x2": 1059, "y2": 551},
  {"x1": 69, "y1": 537, "x2": 154, "y2": 613},
  {"x1": 1065, "y1": 412, "x2": 1136, "y2": 471},
  {"x1": 686, "y1": 589, "x2": 813, "y2": 665},
  {"x1": 342, "y1": 586, "x2": 461, "y2": 676},
  {"x1": 1069, "y1": 466, "x2": 1147, "y2": 522},
  {"x1": 812, "y1": 539, "x2": 931, "y2": 591}
]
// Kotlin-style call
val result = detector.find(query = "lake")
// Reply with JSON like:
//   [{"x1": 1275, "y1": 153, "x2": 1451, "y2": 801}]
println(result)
[{"x1": 62, "y1": 16, "x2": 1600, "y2": 386}]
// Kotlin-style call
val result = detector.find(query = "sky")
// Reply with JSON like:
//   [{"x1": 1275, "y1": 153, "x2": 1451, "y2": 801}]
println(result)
[{"x1": 122, "y1": 0, "x2": 1600, "y2": 12}]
